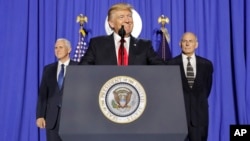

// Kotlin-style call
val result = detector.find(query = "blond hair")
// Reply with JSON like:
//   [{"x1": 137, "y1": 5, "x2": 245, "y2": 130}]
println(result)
[{"x1": 108, "y1": 3, "x2": 133, "y2": 21}]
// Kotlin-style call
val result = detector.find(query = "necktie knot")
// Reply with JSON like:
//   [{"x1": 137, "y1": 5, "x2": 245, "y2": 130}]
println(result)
[
  {"x1": 61, "y1": 64, "x2": 65, "y2": 71},
  {"x1": 120, "y1": 38, "x2": 125, "y2": 43}
]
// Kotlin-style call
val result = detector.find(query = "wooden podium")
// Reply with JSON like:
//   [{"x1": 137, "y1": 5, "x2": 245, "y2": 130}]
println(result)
[{"x1": 60, "y1": 66, "x2": 187, "y2": 141}]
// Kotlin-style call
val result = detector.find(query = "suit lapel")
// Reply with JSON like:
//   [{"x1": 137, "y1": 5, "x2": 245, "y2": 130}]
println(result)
[
  {"x1": 48, "y1": 62, "x2": 60, "y2": 90},
  {"x1": 128, "y1": 36, "x2": 137, "y2": 65},
  {"x1": 179, "y1": 56, "x2": 188, "y2": 84},
  {"x1": 60, "y1": 60, "x2": 77, "y2": 90},
  {"x1": 178, "y1": 55, "x2": 193, "y2": 90},
  {"x1": 193, "y1": 56, "x2": 201, "y2": 88},
  {"x1": 108, "y1": 34, "x2": 119, "y2": 65}
]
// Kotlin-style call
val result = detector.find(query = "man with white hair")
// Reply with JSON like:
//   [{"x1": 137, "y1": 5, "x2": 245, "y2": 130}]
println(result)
[{"x1": 36, "y1": 38, "x2": 78, "y2": 141}]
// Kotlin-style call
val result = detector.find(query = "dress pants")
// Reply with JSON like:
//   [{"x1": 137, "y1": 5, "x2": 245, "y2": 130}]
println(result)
[{"x1": 46, "y1": 109, "x2": 62, "y2": 141}]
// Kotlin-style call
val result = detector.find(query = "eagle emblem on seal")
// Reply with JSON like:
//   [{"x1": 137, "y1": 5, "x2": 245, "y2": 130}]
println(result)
[{"x1": 112, "y1": 87, "x2": 132, "y2": 109}]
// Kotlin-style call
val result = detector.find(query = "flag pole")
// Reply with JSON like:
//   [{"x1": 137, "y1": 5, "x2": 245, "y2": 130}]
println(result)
[
  {"x1": 76, "y1": 14, "x2": 88, "y2": 37},
  {"x1": 158, "y1": 15, "x2": 170, "y2": 61},
  {"x1": 73, "y1": 14, "x2": 88, "y2": 62}
]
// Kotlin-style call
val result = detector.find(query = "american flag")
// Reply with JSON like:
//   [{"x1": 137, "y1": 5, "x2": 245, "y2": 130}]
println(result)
[{"x1": 73, "y1": 28, "x2": 88, "y2": 62}]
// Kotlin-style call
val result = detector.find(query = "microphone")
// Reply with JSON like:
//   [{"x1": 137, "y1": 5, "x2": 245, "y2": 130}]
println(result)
[
  {"x1": 118, "y1": 25, "x2": 126, "y2": 39},
  {"x1": 118, "y1": 25, "x2": 126, "y2": 65}
]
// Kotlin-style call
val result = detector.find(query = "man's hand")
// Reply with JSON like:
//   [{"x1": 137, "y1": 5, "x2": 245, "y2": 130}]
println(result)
[{"x1": 36, "y1": 118, "x2": 46, "y2": 128}]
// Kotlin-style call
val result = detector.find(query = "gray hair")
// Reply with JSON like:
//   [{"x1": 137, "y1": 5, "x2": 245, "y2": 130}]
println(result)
[{"x1": 56, "y1": 38, "x2": 72, "y2": 48}]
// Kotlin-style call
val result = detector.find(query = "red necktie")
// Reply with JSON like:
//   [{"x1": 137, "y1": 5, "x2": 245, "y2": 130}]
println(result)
[{"x1": 118, "y1": 39, "x2": 128, "y2": 66}]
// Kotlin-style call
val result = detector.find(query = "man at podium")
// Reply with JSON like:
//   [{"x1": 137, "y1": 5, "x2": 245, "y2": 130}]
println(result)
[{"x1": 79, "y1": 3, "x2": 165, "y2": 65}]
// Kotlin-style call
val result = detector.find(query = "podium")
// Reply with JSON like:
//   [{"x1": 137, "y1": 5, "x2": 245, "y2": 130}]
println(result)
[{"x1": 60, "y1": 66, "x2": 187, "y2": 141}]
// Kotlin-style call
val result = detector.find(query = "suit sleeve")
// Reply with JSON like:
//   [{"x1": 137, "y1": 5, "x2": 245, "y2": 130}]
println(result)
[
  {"x1": 145, "y1": 40, "x2": 166, "y2": 65},
  {"x1": 207, "y1": 61, "x2": 214, "y2": 96},
  {"x1": 36, "y1": 67, "x2": 49, "y2": 119},
  {"x1": 79, "y1": 38, "x2": 96, "y2": 65}
]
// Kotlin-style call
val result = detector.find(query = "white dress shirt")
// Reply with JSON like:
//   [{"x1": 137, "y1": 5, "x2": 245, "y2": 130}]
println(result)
[
  {"x1": 57, "y1": 59, "x2": 70, "y2": 80},
  {"x1": 182, "y1": 54, "x2": 196, "y2": 77},
  {"x1": 113, "y1": 32, "x2": 130, "y2": 61}
]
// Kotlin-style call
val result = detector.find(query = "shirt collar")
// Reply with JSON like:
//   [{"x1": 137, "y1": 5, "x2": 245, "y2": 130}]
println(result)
[
  {"x1": 182, "y1": 53, "x2": 195, "y2": 60},
  {"x1": 114, "y1": 32, "x2": 130, "y2": 44},
  {"x1": 58, "y1": 59, "x2": 70, "y2": 66}
]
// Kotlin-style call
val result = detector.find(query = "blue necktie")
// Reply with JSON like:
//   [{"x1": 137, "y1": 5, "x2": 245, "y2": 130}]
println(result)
[{"x1": 58, "y1": 64, "x2": 65, "y2": 90}]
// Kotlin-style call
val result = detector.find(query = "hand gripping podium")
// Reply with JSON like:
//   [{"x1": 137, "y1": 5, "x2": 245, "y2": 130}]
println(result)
[{"x1": 60, "y1": 66, "x2": 187, "y2": 141}]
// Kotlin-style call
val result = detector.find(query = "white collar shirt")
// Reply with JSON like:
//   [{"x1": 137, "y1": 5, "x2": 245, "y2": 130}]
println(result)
[
  {"x1": 114, "y1": 32, "x2": 130, "y2": 60},
  {"x1": 57, "y1": 59, "x2": 70, "y2": 80},
  {"x1": 182, "y1": 54, "x2": 196, "y2": 77}
]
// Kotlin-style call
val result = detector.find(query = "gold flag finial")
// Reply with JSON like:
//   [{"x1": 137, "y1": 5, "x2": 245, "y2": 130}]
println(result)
[
  {"x1": 76, "y1": 14, "x2": 88, "y2": 37},
  {"x1": 158, "y1": 15, "x2": 170, "y2": 43},
  {"x1": 76, "y1": 14, "x2": 88, "y2": 26},
  {"x1": 158, "y1": 15, "x2": 169, "y2": 28}
]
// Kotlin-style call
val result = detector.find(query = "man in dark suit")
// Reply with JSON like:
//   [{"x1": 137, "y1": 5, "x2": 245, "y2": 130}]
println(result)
[
  {"x1": 79, "y1": 3, "x2": 165, "y2": 65},
  {"x1": 36, "y1": 38, "x2": 78, "y2": 141},
  {"x1": 166, "y1": 32, "x2": 213, "y2": 141}
]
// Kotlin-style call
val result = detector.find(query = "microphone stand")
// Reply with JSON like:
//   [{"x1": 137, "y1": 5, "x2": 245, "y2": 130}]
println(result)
[{"x1": 118, "y1": 25, "x2": 126, "y2": 65}]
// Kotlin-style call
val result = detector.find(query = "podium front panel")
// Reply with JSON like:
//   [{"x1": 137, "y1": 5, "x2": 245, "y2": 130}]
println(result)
[{"x1": 60, "y1": 66, "x2": 187, "y2": 141}]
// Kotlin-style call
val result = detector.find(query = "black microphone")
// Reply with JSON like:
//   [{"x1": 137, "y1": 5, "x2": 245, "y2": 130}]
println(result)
[
  {"x1": 118, "y1": 25, "x2": 126, "y2": 65},
  {"x1": 118, "y1": 25, "x2": 126, "y2": 39}
]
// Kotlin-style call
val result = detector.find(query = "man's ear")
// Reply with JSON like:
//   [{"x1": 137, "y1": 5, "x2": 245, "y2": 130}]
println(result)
[
  {"x1": 108, "y1": 21, "x2": 114, "y2": 29},
  {"x1": 195, "y1": 42, "x2": 199, "y2": 49},
  {"x1": 68, "y1": 47, "x2": 72, "y2": 54}
]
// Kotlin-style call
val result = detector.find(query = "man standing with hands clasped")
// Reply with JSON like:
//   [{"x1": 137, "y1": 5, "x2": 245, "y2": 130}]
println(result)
[
  {"x1": 36, "y1": 38, "x2": 77, "y2": 141},
  {"x1": 166, "y1": 32, "x2": 213, "y2": 141},
  {"x1": 79, "y1": 3, "x2": 165, "y2": 65}
]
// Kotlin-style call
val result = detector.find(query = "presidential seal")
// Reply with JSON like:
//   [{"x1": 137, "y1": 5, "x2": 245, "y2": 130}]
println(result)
[{"x1": 99, "y1": 76, "x2": 146, "y2": 124}]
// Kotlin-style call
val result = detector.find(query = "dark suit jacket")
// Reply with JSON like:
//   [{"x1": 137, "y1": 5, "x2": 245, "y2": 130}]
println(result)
[
  {"x1": 166, "y1": 55, "x2": 213, "y2": 127},
  {"x1": 36, "y1": 60, "x2": 78, "y2": 129},
  {"x1": 79, "y1": 34, "x2": 165, "y2": 65}
]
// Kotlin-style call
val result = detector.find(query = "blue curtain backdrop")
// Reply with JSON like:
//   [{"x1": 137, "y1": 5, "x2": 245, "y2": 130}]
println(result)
[{"x1": 0, "y1": 0, "x2": 249, "y2": 141}]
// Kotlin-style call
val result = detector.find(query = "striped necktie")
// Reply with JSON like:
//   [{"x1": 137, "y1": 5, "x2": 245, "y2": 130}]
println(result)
[{"x1": 186, "y1": 57, "x2": 194, "y2": 88}]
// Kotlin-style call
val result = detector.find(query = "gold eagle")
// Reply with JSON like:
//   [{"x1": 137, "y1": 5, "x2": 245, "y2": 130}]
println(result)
[{"x1": 113, "y1": 88, "x2": 132, "y2": 108}]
